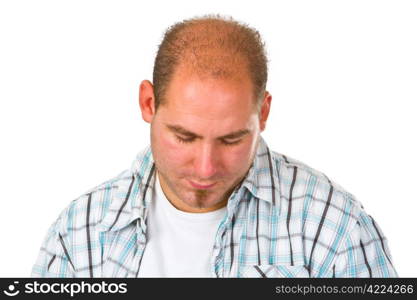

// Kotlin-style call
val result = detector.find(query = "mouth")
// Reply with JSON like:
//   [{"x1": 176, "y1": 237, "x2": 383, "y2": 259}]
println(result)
[{"x1": 188, "y1": 180, "x2": 217, "y2": 189}]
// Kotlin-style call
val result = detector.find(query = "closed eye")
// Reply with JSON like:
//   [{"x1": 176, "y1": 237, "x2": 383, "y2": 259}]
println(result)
[
  {"x1": 175, "y1": 135, "x2": 195, "y2": 144},
  {"x1": 175, "y1": 135, "x2": 242, "y2": 146},
  {"x1": 221, "y1": 139, "x2": 242, "y2": 146}
]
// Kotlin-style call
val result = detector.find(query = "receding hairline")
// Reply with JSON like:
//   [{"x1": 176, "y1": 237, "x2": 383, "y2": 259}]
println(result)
[
  {"x1": 153, "y1": 14, "x2": 268, "y2": 111},
  {"x1": 159, "y1": 61, "x2": 259, "y2": 112},
  {"x1": 166, "y1": 17, "x2": 254, "y2": 79}
]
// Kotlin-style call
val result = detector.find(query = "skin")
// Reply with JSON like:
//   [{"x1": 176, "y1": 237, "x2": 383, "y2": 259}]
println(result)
[{"x1": 139, "y1": 66, "x2": 272, "y2": 213}]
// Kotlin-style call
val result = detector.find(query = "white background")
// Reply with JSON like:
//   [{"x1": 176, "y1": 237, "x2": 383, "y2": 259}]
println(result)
[{"x1": 0, "y1": 0, "x2": 416, "y2": 277}]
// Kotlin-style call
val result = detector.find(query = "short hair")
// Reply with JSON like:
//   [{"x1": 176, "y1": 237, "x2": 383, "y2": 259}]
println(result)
[{"x1": 152, "y1": 14, "x2": 268, "y2": 111}]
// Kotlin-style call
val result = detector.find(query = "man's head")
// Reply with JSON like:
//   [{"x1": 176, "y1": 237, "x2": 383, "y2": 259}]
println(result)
[
  {"x1": 153, "y1": 15, "x2": 268, "y2": 112},
  {"x1": 139, "y1": 15, "x2": 272, "y2": 213}
]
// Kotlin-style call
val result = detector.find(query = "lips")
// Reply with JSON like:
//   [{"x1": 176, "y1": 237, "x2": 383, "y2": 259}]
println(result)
[{"x1": 188, "y1": 180, "x2": 217, "y2": 189}]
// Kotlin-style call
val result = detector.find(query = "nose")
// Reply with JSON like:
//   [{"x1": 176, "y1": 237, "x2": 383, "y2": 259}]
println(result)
[{"x1": 193, "y1": 142, "x2": 219, "y2": 180}]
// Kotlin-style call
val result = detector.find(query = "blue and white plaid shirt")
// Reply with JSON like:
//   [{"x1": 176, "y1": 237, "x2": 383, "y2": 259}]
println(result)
[{"x1": 31, "y1": 137, "x2": 398, "y2": 277}]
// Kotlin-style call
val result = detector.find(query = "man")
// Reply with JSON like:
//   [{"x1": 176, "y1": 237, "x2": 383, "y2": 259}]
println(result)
[{"x1": 32, "y1": 15, "x2": 397, "y2": 278}]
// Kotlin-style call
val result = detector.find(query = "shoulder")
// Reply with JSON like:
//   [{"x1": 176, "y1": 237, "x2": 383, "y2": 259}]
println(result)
[
  {"x1": 271, "y1": 150, "x2": 354, "y2": 196},
  {"x1": 52, "y1": 169, "x2": 134, "y2": 237},
  {"x1": 53, "y1": 146, "x2": 153, "y2": 236},
  {"x1": 270, "y1": 150, "x2": 364, "y2": 236}
]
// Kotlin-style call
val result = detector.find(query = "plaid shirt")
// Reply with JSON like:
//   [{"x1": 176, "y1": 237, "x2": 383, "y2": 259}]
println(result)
[{"x1": 31, "y1": 137, "x2": 398, "y2": 277}]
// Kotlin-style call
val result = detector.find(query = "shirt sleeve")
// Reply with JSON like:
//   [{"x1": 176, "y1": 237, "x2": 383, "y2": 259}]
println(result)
[
  {"x1": 31, "y1": 210, "x2": 76, "y2": 277},
  {"x1": 332, "y1": 210, "x2": 398, "y2": 277}
]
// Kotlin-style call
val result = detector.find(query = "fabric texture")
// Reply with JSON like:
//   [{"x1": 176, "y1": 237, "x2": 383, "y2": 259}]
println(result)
[{"x1": 31, "y1": 136, "x2": 398, "y2": 277}]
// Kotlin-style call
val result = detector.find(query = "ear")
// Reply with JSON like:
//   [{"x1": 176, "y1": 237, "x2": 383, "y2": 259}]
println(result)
[
  {"x1": 139, "y1": 80, "x2": 156, "y2": 123},
  {"x1": 259, "y1": 91, "x2": 272, "y2": 132}
]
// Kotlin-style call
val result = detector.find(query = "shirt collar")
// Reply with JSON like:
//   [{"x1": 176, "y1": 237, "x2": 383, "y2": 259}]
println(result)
[
  {"x1": 98, "y1": 136, "x2": 280, "y2": 232},
  {"x1": 97, "y1": 146, "x2": 156, "y2": 233},
  {"x1": 241, "y1": 136, "x2": 280, "y2": 206}
]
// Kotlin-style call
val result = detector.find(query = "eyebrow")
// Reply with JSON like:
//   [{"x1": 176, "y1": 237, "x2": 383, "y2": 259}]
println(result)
[{"x1": 166, "y1": 124, "x2": 251, "y2": 140}]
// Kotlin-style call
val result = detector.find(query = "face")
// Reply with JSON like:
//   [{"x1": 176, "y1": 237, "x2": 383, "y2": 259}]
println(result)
[{"x1": 139, "y1": 68, "x2": 271, "y2": 213}]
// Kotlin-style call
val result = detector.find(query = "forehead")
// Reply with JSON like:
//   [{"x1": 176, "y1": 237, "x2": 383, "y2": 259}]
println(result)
[{"x1": 161, "y1": 67, "x2": 256, "y2": 121}]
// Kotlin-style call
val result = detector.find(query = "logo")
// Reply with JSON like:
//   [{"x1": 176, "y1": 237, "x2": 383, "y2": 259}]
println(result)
[
  {"x1": 3, "y1": 281, "x2": 20, "y2": 297},
  {"x1": 3, "y1": 281, "x2": 128, "y2": 297}
]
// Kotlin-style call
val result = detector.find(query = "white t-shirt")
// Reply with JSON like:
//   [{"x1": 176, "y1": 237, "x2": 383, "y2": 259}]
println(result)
[{"x1": 138, "y1": 173, "x2": 227, "y2": 277}]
